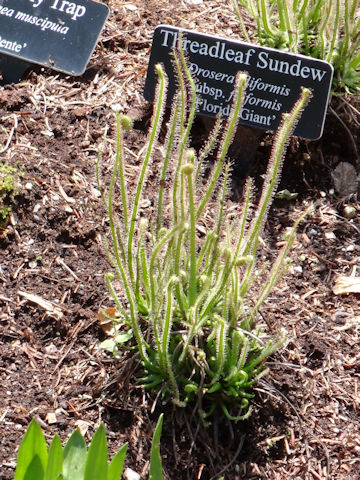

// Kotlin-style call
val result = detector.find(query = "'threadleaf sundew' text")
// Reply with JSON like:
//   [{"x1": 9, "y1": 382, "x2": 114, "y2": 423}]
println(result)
[{"x1": 161, "y1": 28, "x2": 327, "y2": 82}]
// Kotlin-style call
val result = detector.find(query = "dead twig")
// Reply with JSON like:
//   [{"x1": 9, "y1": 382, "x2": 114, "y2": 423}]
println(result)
[{"x1": 0, "y1": 114, "x2": 18, "y2": 154}]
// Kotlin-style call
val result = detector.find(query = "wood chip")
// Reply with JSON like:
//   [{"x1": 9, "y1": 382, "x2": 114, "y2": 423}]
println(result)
[
  {"x1": 333, "y1": 275, "x2": 360, "y2": 295},
  {"x1": 17, "y1": 290, "x2": 64, "y2": 319},
  {"x1": 46, "y1": 412, "x2": 57, "y2": 424},
  {"x1": 331, "y1": 162, "x2": 358, "y2": 197},
  {"x1": 74, "y1": 420, "x2": 91, "y2": 436}
]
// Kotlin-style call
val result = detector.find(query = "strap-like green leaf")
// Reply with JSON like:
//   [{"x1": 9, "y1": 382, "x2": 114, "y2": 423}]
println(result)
[
  {"x1": 84, "y1": 424, "x2": 108, "y2": 480},
  {"x1": 149, "y1": 414, "x2": 163, "y2": 480},
  {"x1": 62, "y1": 429, "x2": 86, "y2": 480},
  {"x1": 14, "y1": 419, "x2": 47, "y2": 480},
  {"x1": 108, "y1": 443, "x2": 128, "y2": 480},
  {"x1": 45, "y1": 435, "x2": 63, "y2": 480}
]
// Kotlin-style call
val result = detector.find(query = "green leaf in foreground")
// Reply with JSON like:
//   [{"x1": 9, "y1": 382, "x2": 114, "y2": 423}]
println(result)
[
  {"x1": 14, "y1": 419, "x2": 163, "y2": 480},
  {"x1": 44, "y1": 435, "x2": 63, "y2": 480},
  {"x1": 84, "y1": 424, "x2": 108, "y2": 480},
  {"x1": 14, "y1": 419, "x2": 48, "y2": 480},
  {"x1": 108, "y1": 443, "x2": 128, "y2": 480},
  {"x1": 149, "y1": 414, "x2": 164, "y2": 480},
  {"x1": 62, "y1": 429, "x2": 86, "y2": 480}
]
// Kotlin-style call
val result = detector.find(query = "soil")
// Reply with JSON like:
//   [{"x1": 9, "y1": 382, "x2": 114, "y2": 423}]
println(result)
[{"x1": 1, "y1": 1, "x2": 360, "y2": 479}]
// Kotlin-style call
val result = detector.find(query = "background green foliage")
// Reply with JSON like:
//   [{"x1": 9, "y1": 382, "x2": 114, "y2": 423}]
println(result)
[
  {"x1": 0, "y1": 161, "x2": 23, "y2": 222},
  {"x1": 232, "y1": 0, "x2": 360, "y2": 93}
]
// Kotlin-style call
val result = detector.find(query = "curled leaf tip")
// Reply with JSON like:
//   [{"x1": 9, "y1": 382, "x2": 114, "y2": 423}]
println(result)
[
  {"x1": 120, "y1": 115, "x2": 133, "y2": 131},
  {"x1": 181, "y1": 163, "x2": 195, "y2": 175},
  {"x1": 155, "y1": 63, "x2": 164, "y2": 75},
  {"x1": 237, "y1": 72, "x2": 248, "y2": 84},
  {"x1": 186, "y1": 148, "x2": 196, "y2": 162}
]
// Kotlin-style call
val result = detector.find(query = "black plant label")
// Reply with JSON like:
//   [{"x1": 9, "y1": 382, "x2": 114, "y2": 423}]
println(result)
[
  {"x1": 0, "y1": 0, "x2": 109, "y2": 75},
  {"x1": 144, "y1": 26, "x2": 334, "y2": 140}
]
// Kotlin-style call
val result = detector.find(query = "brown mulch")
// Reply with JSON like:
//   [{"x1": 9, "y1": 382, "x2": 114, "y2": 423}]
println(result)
[{"x1": 1, "y1": 1, "x2": 360, "y2": 479}]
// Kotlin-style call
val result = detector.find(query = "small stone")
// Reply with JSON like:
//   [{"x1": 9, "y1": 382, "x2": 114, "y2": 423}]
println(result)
[
  {"x1": 123, "y1": 468, "x2": 140, "y2": 480},
  {"x1": 45, "y1": 344, "x2": 57, "y2": 353},
  {"x1": 343, "y1": 205, "x2": 356, "y2": 219},
  {"x1": 332, "y1": 162, "x2": 358, "y2": 196},
  {"x1": 140, "y1": 199, "x2": 151, "y2": 209},
  {"x1": 91, "y1": 187, "x2": 101, "y2": 199},
  {"x1": 74, "y1": 107, "x2": 87, "y2": 117},
  {"x1": 325, "y1": 231, "x2": 336, "y2": 240},
  {"x1": 346, "y1": 244, "x2": 355, "y2": 252},
  {"x1": 25, "y1": 182, "x2": 33, "y2": 190},
  {"x1": 111, "y1": 103, "x2": 121, "y2": 112}
]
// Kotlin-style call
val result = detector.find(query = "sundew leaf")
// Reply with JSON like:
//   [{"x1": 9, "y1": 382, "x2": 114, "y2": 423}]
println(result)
[
  {"x1": 84, "y1": 424, "x2": 108, "y2": 480},
  {"x1": 45, "y1": 435, "x2": 63, "y2": 480},
  {"x1": 14, "y1": 419, "x2": 48, "y2": 480},
  {"x1": 149, "y1": 414, "x2": 164, "y2": 480},
  {"x1": 62, "y1": 429, "x2": 86, "y2": 480},
  {"x1": 108, "y1": 443, "x2": 128, "y2": 480}
]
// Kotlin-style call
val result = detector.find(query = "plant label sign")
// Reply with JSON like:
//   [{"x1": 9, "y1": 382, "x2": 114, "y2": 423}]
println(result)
[
  {"x1": 144, "y1": 26, "x2": 334, "y2": 140},
  {"x1": 0, "y1": 0, "x2": 109, "y2": 76}
]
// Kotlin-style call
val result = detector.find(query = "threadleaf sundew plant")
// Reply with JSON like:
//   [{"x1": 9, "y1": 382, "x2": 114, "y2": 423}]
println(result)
[
  {"x1": 232, "y1": 0, "x2": 360, "y2": 93},
  {"x1": 97, "y1": 49, "x2": 311, "y2": 422}
]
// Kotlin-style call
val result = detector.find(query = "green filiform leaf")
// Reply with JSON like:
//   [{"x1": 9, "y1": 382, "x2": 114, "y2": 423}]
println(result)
[
  {"x1": 149, "y1": 414, "x2": 164, "y2": 480},
  {"x1": 84, "y1": 424, "x2": 108, "y2": 480},
  {"x1": 44, "y1": 435, "x2": 63, "y2": 480},
  {"x1": 14, "y1": 419, "x2": 48, "y2": 480},
  {"x1": 108, "y1": 443, "x2": 128, "y2": 480},
  {"x1": 62, "y1": 429, "x2": 86, "y2": 480}
]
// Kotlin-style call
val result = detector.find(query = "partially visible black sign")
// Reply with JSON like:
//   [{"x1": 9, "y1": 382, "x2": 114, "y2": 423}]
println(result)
[
  {"x1": 144, "y1": 26, "x2": 334, "y2": 140},
  {"x1": 0, "y1": 0, "x2": 109, "y2": 76}
]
